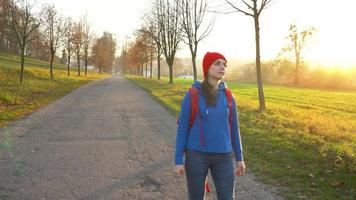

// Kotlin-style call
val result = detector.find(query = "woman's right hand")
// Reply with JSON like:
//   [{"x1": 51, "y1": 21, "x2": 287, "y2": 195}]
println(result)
[{"x1": 174, "y1": 165, "x2": 185, "y2": 176}]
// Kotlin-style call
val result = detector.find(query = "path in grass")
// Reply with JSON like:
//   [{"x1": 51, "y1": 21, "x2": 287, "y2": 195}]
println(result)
[{"x1": 0, "y1": 75, "x2": 283, "y2": 199}]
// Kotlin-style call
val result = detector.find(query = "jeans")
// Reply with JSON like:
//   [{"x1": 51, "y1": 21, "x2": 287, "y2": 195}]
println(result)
[{"x1": 184, "y1": 150, "x2": 235, "y2": 200}]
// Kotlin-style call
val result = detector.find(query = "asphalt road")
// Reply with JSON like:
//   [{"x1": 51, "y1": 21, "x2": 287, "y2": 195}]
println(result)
[{"x1": 0, "y1": 75, "x2": 284, "y2": 200}]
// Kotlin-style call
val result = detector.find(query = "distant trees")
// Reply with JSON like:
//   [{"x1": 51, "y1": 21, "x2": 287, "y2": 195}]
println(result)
[
  {"x1": 41, "y1": 4, "x2": 64, "y2": 80},
  {"x1": 124, "y1": 0, "x2": 183, "y2": 84},
  {"x1": 125, "y1": 36, "x2": 146, "y2": 75},
  {"x1": 0, "y1": 0, "x2": 19, "y2": 54},
  {"x1": 137, "y1": 28, "x2": 155, "y2": 78},
  {"x1": 72, "y1": 21, "x2": 84, "y2": 76},
  {"x1": 143, "y1": 0, "x2": 164, "y2": 80},
  {"x1": 91, "y1": 32, "x2": 116, "y2": 73},
  {"x1": 82, "y1": 15, "x2": 93, "y2": 76},
  {"x1": 281, "y1": 24, "x2": 316, "y2": 85},
  {"x1": 232, "y1": 59, "x2": 356, "y2": 90},
  {"x1": 63, "y1": 17, "x2": 75, "y2": 76},
  {"x1": 0, "y1": 0, "x2": 117, "y2": 84},
  {"x1": 122, "y1": 0, "x2": 215, "y2": 84}
]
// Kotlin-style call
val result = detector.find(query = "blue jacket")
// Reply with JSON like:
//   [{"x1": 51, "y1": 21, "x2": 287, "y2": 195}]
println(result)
[{"x1": 175, "y1": 81, "x2": 244, "y2": 165}]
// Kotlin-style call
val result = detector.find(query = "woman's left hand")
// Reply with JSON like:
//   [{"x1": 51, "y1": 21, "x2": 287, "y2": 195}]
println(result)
[{"x1": 235, "y1": 161, "x2": 246, "y2": 176}]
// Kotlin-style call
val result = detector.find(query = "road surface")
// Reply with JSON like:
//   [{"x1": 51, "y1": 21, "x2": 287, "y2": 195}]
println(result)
[{"x1": 0, "y1": 75, "x2": 284, "y2": 199}]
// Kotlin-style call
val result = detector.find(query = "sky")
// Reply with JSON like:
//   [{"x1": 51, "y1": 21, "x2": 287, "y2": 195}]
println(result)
[{"x1": 47, "y1": 0, "x2": 356, "y2": 69}]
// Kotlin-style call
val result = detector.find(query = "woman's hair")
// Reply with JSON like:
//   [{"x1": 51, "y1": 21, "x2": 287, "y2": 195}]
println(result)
[{"x1": 201, "y1": 76, "x2": 217, "y2": 106}]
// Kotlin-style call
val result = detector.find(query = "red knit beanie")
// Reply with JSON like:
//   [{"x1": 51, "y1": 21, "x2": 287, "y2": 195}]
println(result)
[{"x1": 202, "y1": 52, "x2": 227, "y2": 79}]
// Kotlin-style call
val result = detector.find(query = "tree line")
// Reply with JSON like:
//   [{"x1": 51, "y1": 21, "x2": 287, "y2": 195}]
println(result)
[
  {"x1": 119, "y1": 0, "x2": 215, "y2": 85},
  {"x1": 119, "y1": 0, "x2": 356, "y2": 112},
  {"x1": 118, "y1": 0, "x2": 272, "y2": 111},
  {"x1": 0, "y1": 0, "x2": 116, "y2": 84}
]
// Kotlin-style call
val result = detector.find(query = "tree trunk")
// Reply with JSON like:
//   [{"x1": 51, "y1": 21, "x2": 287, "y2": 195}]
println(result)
[
  {"x1": 157, "y1": 54, "x2": 161, "y2": 80},
  {"x1": 85, "y1": 55, "x2": 88, "y2": 76},
  {"x1": 254, "y1": 16, "x2": 266, "y2": 111},
  {"x1": 20, "y1": 47, "x2": 25, "y2": 85},
  {"x1": 192, "y1": 53, "x2": 197, "y2": 81},
  {"x1": 77, "y1": 56, "x2": 81, "y2": 76},
  {"x1": 50, "y1": 53, "x2": 54, "y2": 80},
  {"x1": 150, "y1": 52, "x2": 153, "y2": 78},
  {"x1": 168, "y1": 58, "x2": 173, "y2": 84},
  {"x1": 145, "y1": 64, "x2": 148, "y2": 77},
  {"x1": 294, "y1": 55, "x2": 300, "y2": 85},
  {"x1": 67, "y1": 56, "x2": 71, "y2": 76}
]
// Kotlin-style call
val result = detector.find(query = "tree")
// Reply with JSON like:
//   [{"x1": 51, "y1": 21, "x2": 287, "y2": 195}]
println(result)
[
  {"x1": 138, "y1": 27, "x2": 155, "y2": 78},
  {"x1": 72, "y1": 21, "x2": 84, "y2": 76},
  {"x1": 281, "y1": 24, "x2": 316, "y2": 85},
  {"x1": 145, "y1": 0, "x2": 166, "y2": 80},
  {"x1": 63, "y1": 17, "x2": 75, "y2": 76},
  {"x1": 117, "y1": 38, "x2": 129, "y2": 74},
  {"x1": 180, "y1": 0, "x2": 214, "y2": 81},
  {"x1": 224, "y1": 0, "x2": 272, "y2": 111},
  {"x1": 41, "y1": 4, "x2": 64, "y2": 80},
  {"x1": 125, "y1": 37, "x2": 146, "y2": 75},
  {"x1": 82, "y1": 15, "x2": 93, "y2": 76},
  {"x1": 5, "y1": 0, "x2": 40, "y2": 84},
  {"x1": 91, "y1": 32, "x2": 116, "y2": 73},
  {"x1": 159, "y1": 0, "x2": 182, "y2": 84},
  {"x1": 0, "y1": 0, "x2": 21, "y2": 54},
  {"x1": 26, "y1": 29, "x2": 49, "y2": 60}
]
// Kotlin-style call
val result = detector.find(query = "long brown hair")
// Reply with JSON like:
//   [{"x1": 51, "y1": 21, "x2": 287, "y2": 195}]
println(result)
[{"x1": 201, "y1": 76, "x2": 217, "y2": 107}]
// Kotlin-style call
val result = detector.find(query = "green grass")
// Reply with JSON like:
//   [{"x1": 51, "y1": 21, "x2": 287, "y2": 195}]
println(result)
[
  {"x1": 0, "y1": 52, "x2": 110, "y2": 128},
  {"x1": 125, "y1": 75, "x2": 356, "y2": 200}
]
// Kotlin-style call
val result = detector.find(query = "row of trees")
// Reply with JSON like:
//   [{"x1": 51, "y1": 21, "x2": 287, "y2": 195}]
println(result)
[
  {"x1": 120, "y1": 0, "x2": 326, "y2": 111},
  {"x1": 226, "y1": 59, "x2": 356, "y2": 90},
  {"x1": 0, "y1": 0, "x2": 116, "y2": 84},
  {"x1": 120, "y1": 0, "x2": 215, "y2": 85},
  {"x1": 119, "y1": 0, "x2": 272, "y2": 111}
]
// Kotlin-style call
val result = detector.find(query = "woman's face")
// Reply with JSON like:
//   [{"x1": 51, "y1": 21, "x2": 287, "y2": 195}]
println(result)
[{"x1": 207, "y1": 59, "x2": 227, "y2": 80}]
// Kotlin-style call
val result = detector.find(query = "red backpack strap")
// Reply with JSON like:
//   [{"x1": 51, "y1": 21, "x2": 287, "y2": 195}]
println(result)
[
  {"x1": 225, "y1": 88, "x2": 233, "y2": 139},
  {"x1": 189, "y1": 87, "x2": 199, "y2": 128}
]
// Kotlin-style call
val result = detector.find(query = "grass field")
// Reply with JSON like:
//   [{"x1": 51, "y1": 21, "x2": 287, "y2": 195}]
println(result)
[
  {"x1": 0, "y1": 52, "x2": 110, "y2": 128},
  {"x1": 126, "y1": 75, "x2": 356, "y2": 200}
]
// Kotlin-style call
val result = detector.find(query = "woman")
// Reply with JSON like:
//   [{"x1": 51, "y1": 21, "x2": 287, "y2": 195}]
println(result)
[{"x1": 174, "y1": 52, "x2": 246, "y2": 200}]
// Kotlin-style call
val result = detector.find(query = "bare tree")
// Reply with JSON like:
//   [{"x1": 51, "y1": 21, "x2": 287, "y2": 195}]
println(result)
[
  {"x1": 223, "y1": 0, "x2": 272, "y2": 111},
  {"x1": 41, "y1": 4, "x2": 64, "y2": 80},
  {"x1": 145, "y1": 0, "x2": 164, "y2": 80},
  {"x1": 72, "y1": 21, "x2": 84, "y2": 76},
  {"x1": 281, "y1": 24, "x2": 316, "y2": 85},
  {"x1": 159, "y1": 0, "x2": 182, "y2": 84},
  {"x1": 5, "y1": 0, "x2": 40, "y2": 84},
  {"x1": 180, "y1": 0, "x2": 214, "y2": 81},
  {"x1": 63, "y1": 17, "x2": 74, "y2": 76},
  {"x1": 82, "y1": 14, "x2": 93, "y2": 76}
]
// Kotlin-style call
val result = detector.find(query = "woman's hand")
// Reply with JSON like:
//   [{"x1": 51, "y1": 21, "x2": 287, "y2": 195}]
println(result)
[
  {"x1": 174, "y1": 165, "x2": 185, "y2": 176},
  {"x1": 235, "y1": 161, "x2": 246, "y2": 176}
]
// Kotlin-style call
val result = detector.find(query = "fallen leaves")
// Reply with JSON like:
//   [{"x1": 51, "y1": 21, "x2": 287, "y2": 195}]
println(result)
[{"x1": 330, "y1": 180, "x2": 344, "y2": 188}]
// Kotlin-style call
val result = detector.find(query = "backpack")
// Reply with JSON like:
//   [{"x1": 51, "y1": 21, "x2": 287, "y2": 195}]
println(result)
[{"x1": 178, "y1": 86, "x2": 234, "y2": 193}]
